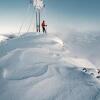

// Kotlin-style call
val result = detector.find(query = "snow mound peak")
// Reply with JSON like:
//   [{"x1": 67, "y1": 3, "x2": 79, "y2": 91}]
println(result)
[{"x1": 0, "y1": 32, "x2": 100, "y2": 100}]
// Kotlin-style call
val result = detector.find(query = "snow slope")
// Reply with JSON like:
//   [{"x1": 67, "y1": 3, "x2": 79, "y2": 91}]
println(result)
[{"x1": 0, "y1": 32, "x2": 100, "y2": 100}]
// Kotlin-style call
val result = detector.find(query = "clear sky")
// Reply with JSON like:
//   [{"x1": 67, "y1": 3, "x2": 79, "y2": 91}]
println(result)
[{"x1": 0, "y1": 0, "x2": 100, "y2": 33}]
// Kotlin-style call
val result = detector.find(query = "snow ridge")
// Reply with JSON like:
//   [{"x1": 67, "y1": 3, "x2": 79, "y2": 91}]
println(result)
[{"x1": 0, "y1": 32, "x2": 100, "y2": 100}]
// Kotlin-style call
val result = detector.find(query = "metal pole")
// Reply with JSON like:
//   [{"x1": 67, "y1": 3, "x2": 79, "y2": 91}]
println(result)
[
  {"x1": 33, "y1": 0, "x2": 44, "y2": 32},
  {"x1": 39, "y1": 9, "x2": 40, "y2": 32},
  {"x1": 36, "y1": 10, "x2": 38, "y2": 32}
]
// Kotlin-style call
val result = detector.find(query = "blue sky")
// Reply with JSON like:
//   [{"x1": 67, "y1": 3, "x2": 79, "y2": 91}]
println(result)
[{"x1": 0, "y1": 0, "x2": 100, "y2": 33}]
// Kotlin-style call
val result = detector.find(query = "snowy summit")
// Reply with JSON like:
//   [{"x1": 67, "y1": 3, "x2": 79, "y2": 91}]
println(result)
[{"x1": 0, "y1": 32, "x2": 100, "y2": 100}]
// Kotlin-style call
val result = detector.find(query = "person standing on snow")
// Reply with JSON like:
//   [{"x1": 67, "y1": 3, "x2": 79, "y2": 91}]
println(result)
[{"x1": 41, "y1": 20, "x2": 47, "y2": 33}]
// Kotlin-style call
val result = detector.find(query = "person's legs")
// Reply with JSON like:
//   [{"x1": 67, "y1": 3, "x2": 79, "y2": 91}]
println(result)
[
  {"x1": 44, "y1": 28, "x2": 46, "y2": 33},
  {"x1": 43, "y1": 27, "x2": 45, "y2": 33}
]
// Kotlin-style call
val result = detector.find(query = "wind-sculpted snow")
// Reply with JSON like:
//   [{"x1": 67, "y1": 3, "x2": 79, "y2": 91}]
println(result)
[
  {"x1": 0, "y1": 32, "x2": 100, "y2": 100},
  {"x1": 1, "y1": 48, "x2": 57, "y2": 80},
  {"x1": 0, "y1": 33, "x2": 63, "y2": 57}
]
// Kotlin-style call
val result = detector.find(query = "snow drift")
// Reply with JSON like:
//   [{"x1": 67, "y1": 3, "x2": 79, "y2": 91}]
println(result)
[{"x1": 0, "y1": 32, "x2": 100, "y2": 100}]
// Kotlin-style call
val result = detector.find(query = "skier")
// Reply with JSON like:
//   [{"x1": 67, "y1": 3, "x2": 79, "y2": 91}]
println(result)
[{"x1": 41, "y1": 20, "x2": 47, "y2": 33}]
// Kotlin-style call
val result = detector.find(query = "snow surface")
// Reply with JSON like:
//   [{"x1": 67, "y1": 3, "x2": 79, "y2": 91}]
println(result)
[
  {"x1": 0, "y1": 32, "x2": 100, "y2": 100},
  {"x1": 0, "y1": 35, "x2": 8, "y2": 42}
]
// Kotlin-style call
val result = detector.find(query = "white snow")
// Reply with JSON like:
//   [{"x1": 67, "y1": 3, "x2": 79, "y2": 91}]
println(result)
[
  {"x1": 0, "y1": 32, "x2": 100, "y2": 100},
  {"x1": 0, "y1": 35, "x2": 8, "y2": 42}
]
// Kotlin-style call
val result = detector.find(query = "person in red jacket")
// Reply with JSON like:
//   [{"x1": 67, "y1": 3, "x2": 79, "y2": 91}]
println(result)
[{"x1": 41, "y1": 20, "x2": 47, "y2": 33}]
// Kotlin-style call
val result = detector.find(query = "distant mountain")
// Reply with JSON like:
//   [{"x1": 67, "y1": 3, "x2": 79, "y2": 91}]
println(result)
[
  {"x1": 0, "y1": 33, "x2": 18, "y2": 42},
  {"x1": 0, "y1": 35, "x2": 8, "y2": 42}
]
